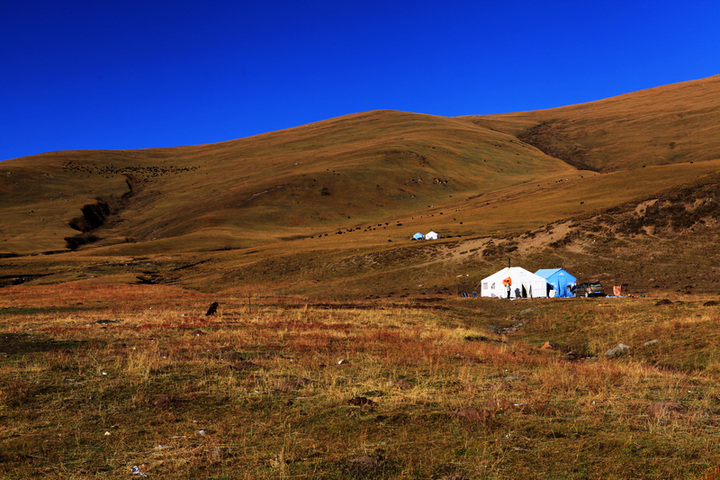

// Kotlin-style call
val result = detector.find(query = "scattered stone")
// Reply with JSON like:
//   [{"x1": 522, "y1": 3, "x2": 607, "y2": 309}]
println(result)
[
  {"x1": 643, "y1": 339, "x2": 659, "y2": 347},
  {"x1": 151, "y1": 395, "x2": 171, "y2": 407},
  {"x1": 348, "y1": 396, "x2": 377, "y2": 407},
  {"x1": 504, "y1": 376, "x2": 527, "y2": 382},
  {"x1": 454, "y1": 406, "x2": 491, "y2": 423},
  {"x1": 361, "y1": 390, "x2": 385, "y2": 398},
  {"x1": 704, "y1": 300, "x2": 719, "y2": 306},
  {"x1": 464, "y1": 335, "x2": 490, "y2": 342},
  {"x1": 91, "y1": 319, "x2": 122, "y2": 325},
  {"x1": 655, "y1": 299, "x2": 673, "y2": 306},
  {"x1": 221, "y1": 351, "x2": 246, "y2": 362},
  {"x1": 349, "y1": 454, "x2": 380, "y2": 468},
  {"x1": 564, "y1": 353, "x2": 588, "y2": 362},
  {"x1": 392, "y1": 379, "x2": 414, "y2": 389},
  {"x1": 648, "y1": 400, "x2": 684, "y2": 419},
  {"x1": 484, "y1": 397, "x2": 516, "y2": 412},
  {"x1": 605, "y1": 343, "x2": 631, "y2": 357},
  {"x1": 230, "y1": 360, "x2": 259, "y2": 371},
  {"x1": 277, "y1": 378, "x2": 308, "y2": 392},
  {"x1": 150, "y1": 394, "x2": 185, "y2": 408},
  {"x1": 131, "y1": 465, "x2": 148, "y2": 476},
  {"x1": 348, "y1": 454, "x2": 385, "y2": 475}
]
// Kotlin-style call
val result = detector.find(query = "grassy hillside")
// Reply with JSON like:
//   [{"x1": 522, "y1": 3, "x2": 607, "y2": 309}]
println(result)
[
  {"x1": 4, "y1": 76, "x2": 720, "y2": 479},
  {"x1": 467, "y1": 74, "x2": 720, "y2": 172},
  {"x1": 1, "y1": 75, "x2": 720, "y2": 298},
  {"x1": 0, "y1": 111, "x2": 578, "y2": 255}
]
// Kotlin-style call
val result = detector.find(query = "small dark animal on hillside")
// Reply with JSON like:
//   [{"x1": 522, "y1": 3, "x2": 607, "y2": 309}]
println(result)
[{"x1": 205, "y1": 302, "x2": 219, "y2": 316}]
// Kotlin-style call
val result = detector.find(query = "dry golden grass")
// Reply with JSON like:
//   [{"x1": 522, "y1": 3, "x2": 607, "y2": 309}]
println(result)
[
  {"x1": 467, "y1": 74, "x2": 720, "y2": 172},
  {"x1": 2, "y1": 283, "x2": 720, "y2": 478},
  {"x1": 0, "y1": 110, "x2": 575, "y2": 254},
  {"x1": 3, "y1": 75, "x2": 720, "y2": 259},
  {"x1": 2, "y1": 76, "x2": 720, "y2": 306},
  {"x1": 3, "y1": 74, "x2": 720, "y2": 479}
]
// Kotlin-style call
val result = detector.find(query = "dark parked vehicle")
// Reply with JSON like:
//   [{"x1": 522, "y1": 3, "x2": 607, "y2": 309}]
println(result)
[{"x1": 574, "y1": 282, "x2": 605, "y2": 297}]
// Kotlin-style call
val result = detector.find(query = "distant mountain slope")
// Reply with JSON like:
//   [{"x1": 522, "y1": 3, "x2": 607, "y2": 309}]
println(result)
[
  {"x1": 0, "y1": 111, "x2": 576, "y2": 254},
  {"x1": 468, "y1": 74, "x2": 720, "y2": 172},
  {"x1": 2, "y1": 75, "x2": 720, "y2": 260}
]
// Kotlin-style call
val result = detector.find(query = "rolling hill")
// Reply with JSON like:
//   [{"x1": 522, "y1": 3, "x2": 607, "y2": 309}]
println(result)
[
  {"x1": 0, "y1": 111, "x2": 580, "y2": 254},
  {"x1": 467, "y1": 74, "x2": 720, "y2": 172},
  {"x1": 1, "y1": 75, "x2": 720, "y2": 295}
]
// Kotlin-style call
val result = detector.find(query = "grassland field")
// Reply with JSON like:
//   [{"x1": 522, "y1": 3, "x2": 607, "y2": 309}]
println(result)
[
  {"x1": 2, "y1": 282, "x2": 720, "y2": 479},
  {"x1": 3, "y1": 74, "x2": 720, "y2": 479}
]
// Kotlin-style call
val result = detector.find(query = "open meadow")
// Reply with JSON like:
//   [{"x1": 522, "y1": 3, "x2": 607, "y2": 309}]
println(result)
[
  {"x1": 3, "y1": 75, "x2": 720, "y2": 479},
  {"x1": 3, "y1": 282, "x2": 720, "y2": 479}
]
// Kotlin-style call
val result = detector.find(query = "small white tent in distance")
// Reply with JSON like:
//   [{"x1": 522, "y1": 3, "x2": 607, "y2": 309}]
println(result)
[
  {"x1": 425, "y1": 231, "x2": 438, "y2": 240},
  {"x1": 480, "y1": 267, "x2": 548, "y2": 299}
]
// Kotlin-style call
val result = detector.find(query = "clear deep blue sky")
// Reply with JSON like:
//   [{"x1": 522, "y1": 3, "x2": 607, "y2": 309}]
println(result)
[{"x1": 2, "y1": 0, "x2": 719, "y2": 161}]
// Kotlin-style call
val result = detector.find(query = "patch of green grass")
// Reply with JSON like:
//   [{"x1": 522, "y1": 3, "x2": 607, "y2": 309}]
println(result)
[
  {"x1": 0, "y1": 332, "x2": 85, "y2": 355},
  {"x1": 0, "y1": 306, "x2": 92, "y2": 316}
]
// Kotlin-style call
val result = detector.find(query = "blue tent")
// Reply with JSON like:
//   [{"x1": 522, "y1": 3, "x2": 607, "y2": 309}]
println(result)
[
  {"x1": 534, "y1": 268, "x2": 577, "y2": 298},
  {"x1": 412, "y1": 232, "x2": 424, "y2": 240}
]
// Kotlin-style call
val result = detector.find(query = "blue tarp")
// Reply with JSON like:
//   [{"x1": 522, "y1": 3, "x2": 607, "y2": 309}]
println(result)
[
  {"x1": 412, "y1": 232, "x2": 424, "y2": 240},
  {"x1": 534, "y1": 268, "x2": 577, "y2": 298}
]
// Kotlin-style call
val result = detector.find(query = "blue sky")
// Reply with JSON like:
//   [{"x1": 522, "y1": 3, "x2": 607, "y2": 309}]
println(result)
[{"x1": 2, "y1": 0, "x2": 719, "y2": 161}]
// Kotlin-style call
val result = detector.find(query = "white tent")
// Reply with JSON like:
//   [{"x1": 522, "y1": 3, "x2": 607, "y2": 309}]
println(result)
[
  {"x1": 480, "y1": 267, "x2": 548, "y2": 299},
  {"x1": 425, "y1": 231, "x2": 438, "y2": 240}
]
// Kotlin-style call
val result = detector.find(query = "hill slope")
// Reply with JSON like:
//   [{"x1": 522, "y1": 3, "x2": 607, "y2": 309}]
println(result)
[
  {"x1": 467, "y1": 74, "x2": 720, "y2": 172},
  {"x1": 1, "y1": 110, "x2": 578, "y2": 254},
  {"x1": 1, "y1": 75, "x2": 720, "y2": 295}
]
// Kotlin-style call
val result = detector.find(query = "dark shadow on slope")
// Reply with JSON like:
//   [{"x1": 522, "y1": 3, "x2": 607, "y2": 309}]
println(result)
[
  {"x1": 517, "y1": 121, "x2": 599, "y2": 172},
  {"x1": 64, "y1": 175, "x2": 138, "y2": 250},
  {"x1": 0, "y1": 332, "x2": 85, "y2": 355}
]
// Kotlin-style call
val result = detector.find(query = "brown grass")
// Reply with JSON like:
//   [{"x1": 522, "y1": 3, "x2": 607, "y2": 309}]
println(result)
[
  {"x1": 2, "y1": 283, "x2": 720, "y2": 478},
  {"x1": 3, "y1": 76, "x2": 720, "y2": 301},
  {"x1": 3, "y1": 73, "x2": 720, "y2": 478},
  {"x1": 467, "y1": 74, "x2": 720, "y2": 172}
]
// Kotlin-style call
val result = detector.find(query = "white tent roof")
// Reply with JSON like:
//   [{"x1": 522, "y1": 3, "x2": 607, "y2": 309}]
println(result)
[{"x1": 480, "y1": 266, "x2": 548, "y2": 298}]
